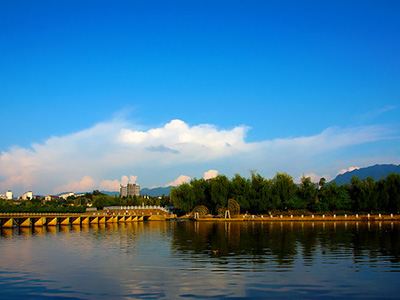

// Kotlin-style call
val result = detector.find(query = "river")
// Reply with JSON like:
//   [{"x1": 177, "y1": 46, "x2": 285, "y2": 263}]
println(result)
[{"x1": 1, "y1": 220, "x2": 399, "y2": 299}]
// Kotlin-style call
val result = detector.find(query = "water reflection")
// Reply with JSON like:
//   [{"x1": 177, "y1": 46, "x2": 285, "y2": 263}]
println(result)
[
  {"x1": 0, "y1": 221, "x2": 399, "y2": 299},
  {"x1": 171, "y1": 221, "x2": 400, "y2": 266}
]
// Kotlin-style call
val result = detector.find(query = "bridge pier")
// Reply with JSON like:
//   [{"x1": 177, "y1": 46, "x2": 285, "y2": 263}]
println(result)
[
  {"x1": 1, "y1": 218, "x2": 14, "y2": 228},
  {"x1": 59, "y1": 217, "x2": 70, "y2": 226},
  {"x1": 19, "y1": 217, "x2": 31, "y2": 227},
  {"x1": 32, "y1": 217, "x2": 46, "y2": 227},
  {"x1": 71, "y1": 216, "x2": 81, "y2": 225},
  {"x1": 47, "y1": 217, "x2": 58, "y2": 226}
]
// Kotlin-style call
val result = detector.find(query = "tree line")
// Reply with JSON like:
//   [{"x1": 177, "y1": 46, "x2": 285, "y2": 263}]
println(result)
[
  {"x1": 0, "y1": 197, "x2": 86, "y2": 213},
  {"x1": 92, "y1": 193, "x2": 170, "y2": 209},
  {"x1": 0, "y1": 190, "x2": 171, "y2": 213},
  {"x1": 170, "y1": 173, "x2": 400, "y2": 215}
]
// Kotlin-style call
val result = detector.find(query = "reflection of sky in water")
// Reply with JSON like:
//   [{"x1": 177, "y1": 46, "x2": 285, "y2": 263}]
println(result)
[{"x1": 0, "y1": 221, "x2": 400, "y2": 299}]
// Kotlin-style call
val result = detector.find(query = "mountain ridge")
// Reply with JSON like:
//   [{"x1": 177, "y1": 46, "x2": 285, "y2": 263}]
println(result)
[
  {"x1": 140, "y1": 186, "x2": 172, "y2": 197},
  {"x1": 332, "y1": 164, "x2": 400, "y2": 185},
  {"x1": 56, "y1": 164, "x2": 400, "y2": 197}
]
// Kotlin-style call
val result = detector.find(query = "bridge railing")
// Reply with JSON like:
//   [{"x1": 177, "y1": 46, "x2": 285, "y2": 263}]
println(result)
[{"x1": 103, "y1": 205, "x2": 174, "y2": 214}]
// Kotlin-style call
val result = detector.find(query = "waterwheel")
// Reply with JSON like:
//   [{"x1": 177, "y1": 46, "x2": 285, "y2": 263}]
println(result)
[
  {"x1": 191, "y1": 205, "x2": 210, "y2": 218},
  {"x1": 227, "y1": 199, "x2": 240, "y2": 218}
]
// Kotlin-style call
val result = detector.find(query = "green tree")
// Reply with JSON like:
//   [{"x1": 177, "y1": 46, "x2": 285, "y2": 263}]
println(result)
[
  {"x1": 384, "y1": 173, "x2": 400, "y2": 213},
  {"x1": 210, "y1": 175, "x2": 230, "y2": 212},
  {"x1": 360, "y1": 177, "x2": 378, "y2": 211},
  {"x1": 190, "y1": 178, "x2": 207, "y2": 208},
  {"x1": 248, "y1": 173, "x2": 272, "y2": 213},
  {"x1": 92, "y1": 195, "x2": 112, "y2": 209},
  {"x1": 92, "y1": 190, "x2": 105, "y2": 196},
  {"x1": 297, "y1": 176, "x2": 317, "y2": 210},
  {"x1": 170, "y1": 183, "x2": 195, "y2": 213},
  {"x1": 271, "y1": 173, "x2": 298, "y2": 210},
  {"x1": 229, "y1": 174, "x2": 250, "y2": 211},
  {"x1": 350, "y1": 177, "x2": 363, "y2": 211},
  {"x1": 319, "y1": 177, "x2": 326, "y2": 189},
  {"x1": 319, "y1": 182, "x2": 352, "y2": 211}
]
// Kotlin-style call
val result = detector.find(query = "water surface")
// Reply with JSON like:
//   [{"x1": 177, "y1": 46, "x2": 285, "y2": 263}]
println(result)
[{"x1": 1, "y1": 221, "x2": 400, "y2": 299}]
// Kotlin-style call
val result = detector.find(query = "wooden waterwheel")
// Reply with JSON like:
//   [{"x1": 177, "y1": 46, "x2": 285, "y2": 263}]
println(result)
[
  {"x1": 227, "y1": 199, "x2": 240, "y2": 218},
  {"x1": 191, "y1": 205, "x2": 210, "y2": 218}
]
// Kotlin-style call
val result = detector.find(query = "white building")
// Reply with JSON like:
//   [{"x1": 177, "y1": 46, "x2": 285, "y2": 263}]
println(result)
[
  {"x1": 5, "y1": 190, "x2": 13, "y2": 200},
  {"x1": 59, "y1": 192, "x2": 74, "y2": 200},
  {"x1": 21, "y1": 191, "x2": 33, "y2": 200}
]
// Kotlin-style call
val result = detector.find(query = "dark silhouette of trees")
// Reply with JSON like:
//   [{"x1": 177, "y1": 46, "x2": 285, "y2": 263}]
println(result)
[{"x1": 170, "y1": 172, "x2": 400, "y2": 214}]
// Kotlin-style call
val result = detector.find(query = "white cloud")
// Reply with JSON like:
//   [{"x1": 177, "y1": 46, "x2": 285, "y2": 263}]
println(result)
[
  {"x1": 117, "y1": 119, "x2": 251, "y2": 162},
  {"x1": 165, "y1": 175, "x2": 191, "y2": 187},
  {"x1": 121, "y1": 176, "x2": 129, "y2": 185},
  {"x1": 99, "y1": 179, "x2": 121, "y2": 192},
  {"x1": 337, "y1": 167, "x2": 360, "y2": 175},
  {"x1": 203, "y1": 169, "x2": 218, "y2": 180},
  {"x1": 53, "y1": 176, "x2": 96, "y2": 194},
  {"x1": 99, "y1": 175, "x2": 138, "y2": 191},
  {"x1": 129, "y1": 175, "x2": 138, "y2": 183},
  {"x1": 0, "y1": 117, "x2": 395, "y2": 196},
  {"x1": 378, "y1": 105, "x2": 396, "y2": 114},
  {"x1": 256, "y1": 126, "x2": 389, "y2": 154},
  {"x1": 359, "y1": 105, "x2": 397, "y2": 123}
]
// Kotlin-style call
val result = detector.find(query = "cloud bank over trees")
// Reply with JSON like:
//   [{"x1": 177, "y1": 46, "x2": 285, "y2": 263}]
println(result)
[{"x1": 0, "y1": 118, "x2": 396, "y2": 196}]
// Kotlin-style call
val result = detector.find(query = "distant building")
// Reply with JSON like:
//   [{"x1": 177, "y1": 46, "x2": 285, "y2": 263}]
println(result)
[
  {"x1": 5, "y1": 190, "x2": 13, "y2": 200},
  {"x1": 59, "y1": 192, "x2": 74, "y2": 200},
  {"x1": 44, "y1": 195, "x2": 59, "y2": 202},
  {"x1": 120, "y1": 183, "x2": 140, "y2": 197},
  {"x1": 21, "y1": 191, "x2": 33, "y2": 200}
]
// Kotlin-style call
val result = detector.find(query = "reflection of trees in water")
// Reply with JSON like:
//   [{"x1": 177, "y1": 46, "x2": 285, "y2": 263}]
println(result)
[
  {"x1": 170, "y1": 221, "x2": 299, "y2": 266},
  {"x1": 87, "y1": 221, "x2": 173, "y2": 255},
  {"x1": 170, "y1": 221, "x2": 400, "y2": 266},
  {"x1": 351, "y1": 222, "x2": 400, "y2": 263}
]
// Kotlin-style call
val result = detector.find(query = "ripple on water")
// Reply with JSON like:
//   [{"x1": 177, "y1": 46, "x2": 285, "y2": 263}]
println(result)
[{"x1": 1, "y1": 221, "x2": 400, "y2": 299}]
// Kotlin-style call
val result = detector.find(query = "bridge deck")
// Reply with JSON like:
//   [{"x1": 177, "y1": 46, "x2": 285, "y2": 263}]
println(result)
[{"x1": 0, "y1": 209, "x2": 175, "y2": 228}]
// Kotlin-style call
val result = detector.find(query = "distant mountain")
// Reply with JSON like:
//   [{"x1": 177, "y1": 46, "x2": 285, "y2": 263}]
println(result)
[
  {"x1": 140, "y1": 186, "x2": 172, "y2": 197},
  {"x1": 332, "y1": 164, "x2": 400, "y2": 185},
  {"x1": 100, "y1": 191, "x2": 119, "y2": 196},
  {"x1": 54, "y1": 188, "x2": 170, "y2": 198},
  {"x1": 53, "y1": 191, "x2": 119, "y2": 197}
]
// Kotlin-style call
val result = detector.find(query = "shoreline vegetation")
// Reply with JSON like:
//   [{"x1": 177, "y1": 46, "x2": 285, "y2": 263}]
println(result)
[
  {"x1": 170, "y1": 172, "x2": 400, "y2": 216},
  {"x1": 1, "y1": 172, "x2": 399, "y2": 217}
]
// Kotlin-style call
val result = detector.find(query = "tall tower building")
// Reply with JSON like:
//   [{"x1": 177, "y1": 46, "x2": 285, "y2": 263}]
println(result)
[{"x1": 120, "y1": 183, "x2": 140, "y2": 197}]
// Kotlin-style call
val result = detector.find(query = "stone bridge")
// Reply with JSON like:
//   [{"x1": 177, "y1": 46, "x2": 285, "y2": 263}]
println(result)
[{"x1": 0, "y1": 207, "x2": 176, "y2": 228}]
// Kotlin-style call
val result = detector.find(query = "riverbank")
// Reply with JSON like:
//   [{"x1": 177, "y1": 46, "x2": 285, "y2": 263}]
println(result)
[{"x1": 188, "y1": 214, "x2": 400, "y2": 222}]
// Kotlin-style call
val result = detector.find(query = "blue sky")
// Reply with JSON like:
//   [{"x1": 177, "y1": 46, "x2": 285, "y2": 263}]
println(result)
[{"x1": 0, "y1": 1, "x2": 399, "y2": 196}]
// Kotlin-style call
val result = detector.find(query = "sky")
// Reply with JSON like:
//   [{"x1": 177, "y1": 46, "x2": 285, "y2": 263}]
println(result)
[{"x1": 1, "y1": 1, "x2": 399, "y2": 196}]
